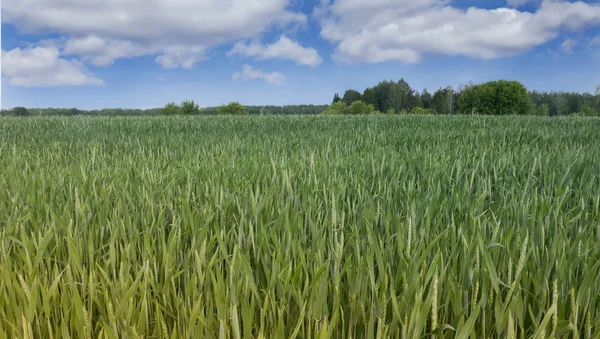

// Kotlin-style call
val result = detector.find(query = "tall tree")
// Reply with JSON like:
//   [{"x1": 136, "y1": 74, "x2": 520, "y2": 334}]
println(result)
[
  {"x1": 421, "y1": 89, "x2": 433, "y2": 109},
  {"x1": 181, "y1": 100, "x2": 201, "y2": 115},
  {"x1": 332, "y1": 93, "x2": 341, "y2": 104},
  {"x1": 363, "y1": 88, "x2": 376, "y2": 106},
  {"x1": 342, "y1": 90, "x2": 362, "y2": 105},
  {"x1": 432, "y1": 88, "x2": 453, "y2": 114},
  {"x1": 445, "y1": 87, "x2": 455, "y2": 115}
]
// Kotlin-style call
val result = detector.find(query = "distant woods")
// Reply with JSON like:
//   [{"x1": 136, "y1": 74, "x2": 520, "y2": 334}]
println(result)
[
  {"x1": 0, "y1": 104, "x2": 329, "y2": 117},
  {"x1": 331, "y1": 80, "x2": 600, "y2": 116},
  {"x1": 2, "y1": 81, "x2": 599, "y2": 117}
]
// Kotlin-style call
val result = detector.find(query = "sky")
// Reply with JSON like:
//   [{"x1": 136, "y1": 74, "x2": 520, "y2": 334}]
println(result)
[{"x1": 1, "y1": 0, "x2": 600, "y2": 109}]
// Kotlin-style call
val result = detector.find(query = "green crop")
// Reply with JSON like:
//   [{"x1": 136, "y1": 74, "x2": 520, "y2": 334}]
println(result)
[{"x1": 0, "y1": 115, "x2": 599, "y2": 338}]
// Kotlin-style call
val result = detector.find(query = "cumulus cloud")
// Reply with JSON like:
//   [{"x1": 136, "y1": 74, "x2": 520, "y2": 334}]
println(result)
[
  {"x1": 316, "y1": 0, "x2": 600, "y2": 64},
  {"x1": 1, "y1": 46, "x2": 103, "y2": 87},
  {"x1": 228, "y1": 35, "x2": 322, "y2": 66},
  {"x1": 232, "y1": 65, "x2": 284, "y2": 85},
  {"x1": 62, "y1": 36, "x2": 152, "y2": 66},
  {"x1": 2, "y1": 0, "x2": 306, "y2": 68}
]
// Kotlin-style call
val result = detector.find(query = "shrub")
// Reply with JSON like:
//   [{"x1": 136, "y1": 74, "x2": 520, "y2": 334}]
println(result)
[
  {"x1": 321, "y1": 101, "x2": 348, "y2": 115},
  {"x1": 574, "y1": 104, "x2": 599, "y2": 117},
  {"x1": 218, "y1": 102, "x2": 248, "y2": 115},
  {"x1": 12, "y1": 107, "x2": 30, "y2": 116},
  {"x1": 410, "y1": 107, "x2": 433, "y2": 115},
  {"x1": 181, "y1": 100, "x2": 201, "y2": 115},
  {"x1": 347, "y1": 101, "x2": 377, "y2": 115},
  {"x1": 458, "y1": 80, "x2": 533, "y2": 115},
  {"x1": 536, "y1": 103, "x2": 549, "y2": 116},
  {"x1": 161, "y1": 102, "x2": 182, "y2": 115}
]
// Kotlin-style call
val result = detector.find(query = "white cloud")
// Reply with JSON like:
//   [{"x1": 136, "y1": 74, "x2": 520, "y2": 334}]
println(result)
[
  {"x1": 316, "y1": 0, "x2": 600, "y2": 64},
  {"x1": 155, "y1": 45, "x2": 207, "y2": 69},
  {"x1": 2, "y1": 0, "x2": 306, "y2": 68},
  {"x1": 591, "y1": 36, "x2": 600, "y2": 46},
  {"x1": 63, "y1": 36, "x2": 151, "y2": 66},
  {"x1": 228, "y1": 35, "x2": 322, "y2": 66},
  {"x1": 560, "y1": 39, "x2": 577, "y2": 54},
  {"x1": 1, "y1": 46, "x2": 104, "y2": 87},
  {"x1": 232, "y1": 65, "x2": 284, "y2": 85}
]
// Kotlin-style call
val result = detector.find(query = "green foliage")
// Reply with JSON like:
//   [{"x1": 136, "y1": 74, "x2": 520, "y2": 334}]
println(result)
[
  {"x1": 12, "y1": 106, "x2": 30, "y2": 116},
  {"x1": 410, "y1": 107, "x2": 433, "y2": 115},
  {"x1": 362, "y1": 88, "x2": 376, "y2": 106},
  {"x1": 66, "y1": 108, "x2": 82, "y2": 116},
  {"x1": 342, "y1": 89, "x2": 362, "y2": 105},
  {"x1": 160, "y1": 102, "x2": 182, "y2": 115},
  {"x1": 1, "y1": 116, "x2": 600, "y2": 337},
  {"x1": 321, "y1": 101, "x2": 348, "y2": 115},
  {"x1": 420, "y1": 89, "x2": 433, "y2": 109},
  {"x1": 536, "y1": 103, "x2": 550, "y2": 116},
  {"x1": 574, "y1": 104, "x2": 599, "y2": 117},
  {"x1": 458, "y1": 80, "x2": 533, "y2": 115},
  {"x1": 432, "y1": 87, "x2": 457, "y2": 115},
  {"x1": 181, "y1": 100, "x2": 201, "y2": 115},
  {"x1": 218, "y1": 101, "x2": 248, "y2": 115},
  {"x1": 332, "y1": 93, "x2": 341, "y2": 104},
  {"x1": 346, "y1": 100, "x2": 377, "y2": 115}
]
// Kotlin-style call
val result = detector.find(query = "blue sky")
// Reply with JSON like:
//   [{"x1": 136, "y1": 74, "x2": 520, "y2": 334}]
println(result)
[{"x1": 1, "y1": 0, "x2": 600, "y2": 109}]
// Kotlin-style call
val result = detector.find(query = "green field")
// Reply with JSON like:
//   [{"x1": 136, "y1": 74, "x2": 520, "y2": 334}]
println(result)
[{"x1": 1, "y1": 116, "x2": 599, "y2": 338}]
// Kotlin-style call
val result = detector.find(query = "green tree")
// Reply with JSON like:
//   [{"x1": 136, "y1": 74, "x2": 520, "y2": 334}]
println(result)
[
  {"x1": 420, "y1": 89, "x2": 433, "y2": 109},
  {"x1": 218, "y1": 102, "x2": 247, "y2": 115},
  {"x1": 536, "y1": 103, "x2": 549, "y2": 116},
  {"x1": 575, "y1": 104, "x2": 598, "y2": 117},
  {"x1": 181, "y1": 100, "x2": 201, "y2": 115},
  {"x1": 66, "y1": 108, "x2": 82, "y2": 116},
  {"x1": 347, "y1": 101, "x2": 377, "y2": 115},
  {"x1": 342, "y1": 90, "x2": 362, "y2": 105},
  {"x1": 161, "y1": 102, "x2": 182, "y2": 115},
  {"x1": 410, "y1": 107, "x2": 432, "y2": 115},
  {"x1": 595, "y1": 85, "x2": 600, "y2": 112},
  {"x1": 12, "y1": 107, "x2": 30, "y2": 116},
  {"x1": 332, "y1": 93, "x2": 341, "y2": 104},
  {"x1": 321, "y1": 101, "x2": 348, "y2": 115},
  {"x1": 458, "y1": 80, "x2": 533, "y2": 115},
  {"x1": 362, "y1": 88, "x2": 376, "y2": 106},
  {"x1": 373, "y1": 80, "x2": 394, "y2": 112},
  {"x1": 432, "y1": 87, "x2": 455, "y2": 114}
]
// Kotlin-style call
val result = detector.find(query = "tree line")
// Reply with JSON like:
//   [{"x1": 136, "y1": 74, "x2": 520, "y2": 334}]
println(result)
[
  {"x1": 330, "y1": 80, "x2": 600, "y2": 116},
  {"x1": 0, "y1": 104, "x2": 329, "y2": 116},
  {"x1": 2, "y1": 79, "x2": 598, "y2": 117}
]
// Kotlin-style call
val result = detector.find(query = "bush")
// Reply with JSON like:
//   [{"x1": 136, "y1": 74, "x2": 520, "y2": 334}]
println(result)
[
  {"x1": 322, "y1": 101, "x2": 378, "y2": 115},
  {"x1": 321, "y1": 101, "x2": 348, "y2": 115},
  {"x1": 410, "y1": 107, "x2": 432, "y2": 115},
  {"x1": 458, "y1": 80, "x2": 533, "y2": 115},
  {"x1": 12, "y1": 107, "x2": 30, "y2": 116},
  {"x1": 161, "y1": 102, "x2": 182, "y2": 115},
  {"x1": 66, "y1": 108, "x2": 82, "y2": 116},
  {"x1": 536, "y1": 104, "x2": 549, "y2": 116},
  {"x1": 574, "y1": 104, "x2": 599, "y2": 117},
  {"x1": 181, "y1": 100, "x2": 201, "y2": 115},
  {"x1": 347, "y1": 101, "x2": 377, "y2": 115},
  {"x1": 218, "y1": 102, "x2": 247, "y2": 115}
]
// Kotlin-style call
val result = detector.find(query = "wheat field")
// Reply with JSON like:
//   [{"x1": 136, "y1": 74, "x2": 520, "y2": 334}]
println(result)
[{"x1": 1, "y1": 115, "x2": 599, "y2": 338}]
